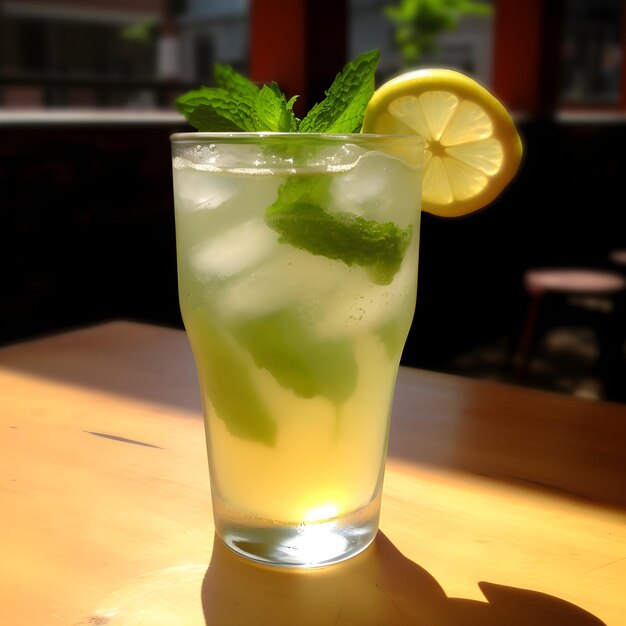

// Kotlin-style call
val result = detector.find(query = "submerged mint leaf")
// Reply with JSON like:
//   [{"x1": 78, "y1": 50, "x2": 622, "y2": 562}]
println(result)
[
  {"x1": 234, "y1": 308, "x2": 358, "y2": 403},
  {"x1": 268, "y1": 173, "x2": 332, "y2": 210},
  {"x1": 299, "y1": 49, "x2": 380, "y2": 133},
  {"x1": 266, "y1": 176, "x2": 411, "y2": 285},
  {"x1": 190, "y1": 313, "x2": 276, "y2": 445}
]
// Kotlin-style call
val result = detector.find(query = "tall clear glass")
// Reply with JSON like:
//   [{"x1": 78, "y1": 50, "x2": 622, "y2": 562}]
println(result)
[{"x1": 171, "y1": 132, "x2": 423, "y2": 568}]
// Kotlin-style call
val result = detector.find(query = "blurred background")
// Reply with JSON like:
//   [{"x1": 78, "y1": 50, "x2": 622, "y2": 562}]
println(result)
[{"x1": 2, "y1": 0, "x2": 626, "y2": 402}]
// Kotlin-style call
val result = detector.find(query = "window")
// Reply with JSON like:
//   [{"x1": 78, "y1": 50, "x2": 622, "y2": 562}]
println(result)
[{"x1": 559, "y1": 0, "x2": 622, "y2": 106}]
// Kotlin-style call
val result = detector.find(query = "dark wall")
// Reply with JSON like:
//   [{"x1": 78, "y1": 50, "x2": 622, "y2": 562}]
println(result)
[
  {"x1": 0, "y1": 121, "x2": 187, "y2": 343},
  {"x1": 2, "y1": 118, "x2": 625, "y2": 374}
]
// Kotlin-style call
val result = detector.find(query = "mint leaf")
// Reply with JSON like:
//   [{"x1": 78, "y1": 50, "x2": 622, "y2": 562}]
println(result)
[
  {"x1": 176, "y1": 50, "x2": 380, "y2": 133},
  {"x1": 299, "y1": 49, "x2": 379, "y2": 133},
  {"x1": 213, "y1": 62, "x2": 259, "y2": 100},
  {"x1": 175, "y1": 86, "x2": 258, "y2": 131},
  {"x1": 267, "y1": 173, "x2": 331, "y2": 212},
  {"x1": 266, "y1": 176, "x2": 412, "y2": 285},
  {"x1": 254, "y1": 83, "x2": 299, "y2": 132},
  {"x1": 214, "y1": 66, "x2": 298, "y2": 131},
  {"x1": 176, "y1": 65, "x2": 298, "y2": 132},
  {"x1": 190, "y1": 313, "x2": 276, "y2": 445},
  {"x1": 234, "y1": 308, "x2": 358, "y2": 403}
]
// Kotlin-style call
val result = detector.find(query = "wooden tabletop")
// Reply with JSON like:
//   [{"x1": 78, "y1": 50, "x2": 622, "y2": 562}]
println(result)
[{"x1": 1, "y1": 321, "x2": 625, "y2": 626}]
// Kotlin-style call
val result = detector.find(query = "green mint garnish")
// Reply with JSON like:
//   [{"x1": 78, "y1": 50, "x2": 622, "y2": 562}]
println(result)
[
  {"x1": 176, "y1": 50, "x2": 379, "y2": 133},
  {"x1": 255, "y1": 83, "x2": 300, "y2": 132},
  {"x1": 299, "y1": 49, "x2": 379, "y2": 132},
  {"x1": 176, "y1": 64, "x2": 298, "y2": 132},
  {"x1": 267, "y1": 176, "x2": 411, "y2": 285}
]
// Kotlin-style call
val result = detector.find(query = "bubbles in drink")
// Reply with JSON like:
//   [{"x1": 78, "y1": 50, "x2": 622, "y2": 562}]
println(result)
[{"x1": 313, "y1": 243, "x2": 418, "y2": 339}]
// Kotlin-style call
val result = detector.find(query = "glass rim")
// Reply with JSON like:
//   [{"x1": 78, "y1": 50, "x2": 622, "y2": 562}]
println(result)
[{"x1": 170, "y1": 131, "x2": 424, "y2": 143}]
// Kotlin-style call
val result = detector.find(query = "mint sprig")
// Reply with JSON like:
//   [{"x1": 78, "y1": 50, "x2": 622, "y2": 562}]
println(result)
[
  {"x1": 176, "y1": 50, "x2": 379, "y2": 133},
  {"x1": 176, "y1": 64, "x2": 299, "y2": 132},
  {"x1": 176, "y1": 77, "x2": 297, "y2": 132}
]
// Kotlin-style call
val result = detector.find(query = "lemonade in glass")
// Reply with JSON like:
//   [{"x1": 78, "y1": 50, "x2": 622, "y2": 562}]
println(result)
[{"x1": 172, "y1": 132, "x2": 423, "y2": 566}]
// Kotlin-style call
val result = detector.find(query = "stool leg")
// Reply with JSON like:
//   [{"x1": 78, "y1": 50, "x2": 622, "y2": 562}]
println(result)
[
  {"x1": 596, "y1": 294, "x2": 626, "y2": 402},
  {"x1": 514, "y1": 294, "x2": 543, "y2": 381}
]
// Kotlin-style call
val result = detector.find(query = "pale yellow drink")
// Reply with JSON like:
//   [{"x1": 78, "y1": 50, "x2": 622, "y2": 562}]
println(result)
[{"x1": 171, "y1": 133, "x2": 423, "y2": 566}]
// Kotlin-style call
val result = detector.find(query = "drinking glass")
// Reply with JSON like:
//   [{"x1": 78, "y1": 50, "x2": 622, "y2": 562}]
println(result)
[{"x1": 171, "y1": 132, "x2": 423, "y2": 567}]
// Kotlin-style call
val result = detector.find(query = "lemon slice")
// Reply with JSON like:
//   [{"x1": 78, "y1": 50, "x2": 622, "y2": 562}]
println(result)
[{"x1": 362, "y1": 68, "x2": 523, "y2": 217}]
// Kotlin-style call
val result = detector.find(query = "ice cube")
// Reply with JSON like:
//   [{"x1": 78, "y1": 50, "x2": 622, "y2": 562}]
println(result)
[
  {"x1": 189, "y1": 218, "x2": 279, "y2": 279},
  {"x1": 172, "y1": 162, "x2": 238, "y2": 212},
  {"x1": 217, "y1": 245, "x2": 349, "y2": 321},
  {"x1": 329, "y1": 151, "x2": 421, "y2": 227}
]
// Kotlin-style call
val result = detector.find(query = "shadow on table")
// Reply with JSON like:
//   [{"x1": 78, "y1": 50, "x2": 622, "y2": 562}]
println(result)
[{"x1": 201, "y1": 532, "x2": 606, "y2": 626}]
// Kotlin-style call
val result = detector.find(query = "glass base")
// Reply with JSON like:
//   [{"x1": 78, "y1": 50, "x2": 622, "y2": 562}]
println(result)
[{"x1": 216, "y1": 496, "x2": 381, "y2": 568}]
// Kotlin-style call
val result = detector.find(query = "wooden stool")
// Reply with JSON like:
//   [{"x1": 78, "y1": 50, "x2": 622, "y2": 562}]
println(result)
[
  {"x1": 609, "y1": 249, "x2": 626, "y2": 268},
  {"x1": 511, "y1": 268, "x2": 626, "y2": 399}
]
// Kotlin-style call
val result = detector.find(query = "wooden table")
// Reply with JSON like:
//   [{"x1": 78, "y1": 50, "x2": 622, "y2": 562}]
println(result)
[{"x1": 1, "y1": 321, "x2": 625, "y2": 626}]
